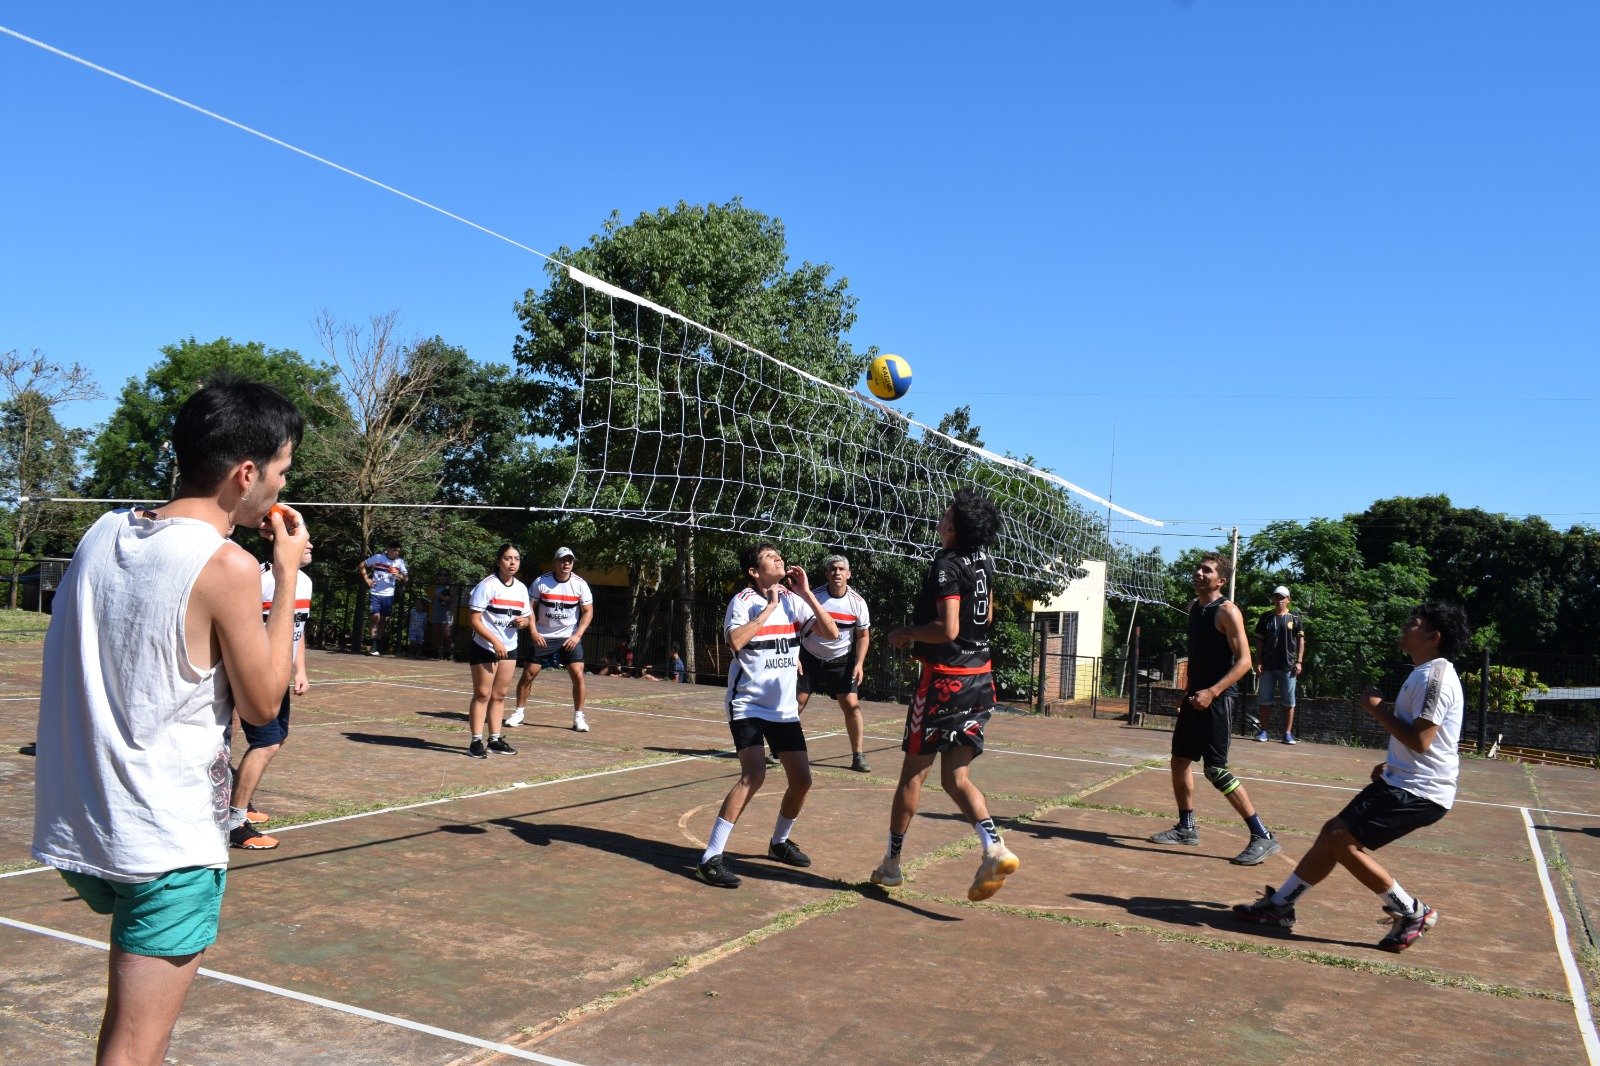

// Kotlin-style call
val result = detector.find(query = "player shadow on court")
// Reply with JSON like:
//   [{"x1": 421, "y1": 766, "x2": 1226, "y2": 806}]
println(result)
[
  {"x1": 1531, "y1": 822, "x2": 1600, "y2": 837},
  {"x1": 340, "y1": 730, "x2": 466, "y2": 756},
  {"x1": 1072, "y1": 892, "x2": 1372, "y2": 951},
  {"x1": 417, "y1": 709, "x2": 467, "y2": 722},
  {"x1": 1008, "y1": 820, "x2": 1198, "y2": 857}
]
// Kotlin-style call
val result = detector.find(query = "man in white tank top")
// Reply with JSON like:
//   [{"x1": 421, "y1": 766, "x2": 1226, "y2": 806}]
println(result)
[{"x1": 32, "y1": 375, "x2": 311, "y2": 1065}]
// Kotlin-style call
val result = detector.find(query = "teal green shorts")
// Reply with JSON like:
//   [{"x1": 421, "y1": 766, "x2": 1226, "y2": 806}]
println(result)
[{"x1": 59, "y1": 866, "x2": 227, "y2": 957}]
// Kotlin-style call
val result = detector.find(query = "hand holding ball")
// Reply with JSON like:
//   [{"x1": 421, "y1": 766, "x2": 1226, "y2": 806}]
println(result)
[{"x1": 867, "y1": 353, "x2": 912, "y2": 401}]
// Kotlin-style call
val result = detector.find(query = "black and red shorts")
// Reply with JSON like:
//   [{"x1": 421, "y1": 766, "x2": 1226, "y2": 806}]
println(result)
[{"x1": 902, "y1": 662, "x2": 995, "y2": 756}]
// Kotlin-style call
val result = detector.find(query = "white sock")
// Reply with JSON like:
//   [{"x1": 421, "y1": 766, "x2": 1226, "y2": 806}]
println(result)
[
  {"x1": 226, "y1": 806, "x2": 247, "y2": 831},
  {"x1": 702, "y1": 817, "x2": 735, "y2": 863},
  {"x1": 515, "y1": 706, "x2": 525, "y2": 714},
  {"x1": 975, "y1": 818, "x2": 1002, "y2": 852},
  {"x1": 1271, "y1": 873, "x2": 1311, "y2": 908},
  {"x1": 771, "y1": 815, "x2": 796, "y2": 845},
  {"x1": 1383, "y1": 881, "x2": 1417, "y2": 914}
]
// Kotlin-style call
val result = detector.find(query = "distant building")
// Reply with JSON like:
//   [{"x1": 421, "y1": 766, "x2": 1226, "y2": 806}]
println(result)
[{"x1": 1031, "y1": 559, "x2": 1106, "y2": 707}]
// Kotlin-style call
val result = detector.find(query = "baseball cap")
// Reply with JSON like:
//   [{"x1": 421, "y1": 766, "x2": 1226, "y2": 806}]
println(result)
[
  {"x1": 1271, "y1": 585, "x2": 1290, "y2": 598},
  {"x1": 554, "y1": 546, "x2": 576, "y2": 560}
]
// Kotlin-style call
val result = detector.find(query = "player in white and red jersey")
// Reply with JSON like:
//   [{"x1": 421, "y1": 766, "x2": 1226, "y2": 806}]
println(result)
[
  {"x1": 796, "y1": 553, "x2": 873, "y2": 772},
  {"x1": 873, "y1": 490, "x2": 1020, "y2": 903},
  {"x1": 226, "y1": 538, "x2": 315, "y2": 850},
  {"x1": 695, "y1": 544, "x2": 838, "y2": 889},
  {"x1": 464, "y1": 544, "x2": 531, "y2": 759},
  {"x1": 359, "y1": 541, "x2": 407, "y2": 655},
  {"x1": 510, "y1": 546, "x2": 595, "y2": 732}
]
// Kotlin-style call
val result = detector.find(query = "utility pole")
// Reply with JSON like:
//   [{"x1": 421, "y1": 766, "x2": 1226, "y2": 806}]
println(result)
[{"x1": 1228, "y1": 526, "x2": 1239, "y2": 603}]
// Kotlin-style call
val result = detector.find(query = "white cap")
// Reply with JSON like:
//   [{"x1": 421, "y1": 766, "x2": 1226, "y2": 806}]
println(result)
[
  {"x1": 555, "y1": 546, "x2": 576, "y2": 560},
  {"x1": 1271, "y1": 585, "x2": 1290, "y2": 598}
]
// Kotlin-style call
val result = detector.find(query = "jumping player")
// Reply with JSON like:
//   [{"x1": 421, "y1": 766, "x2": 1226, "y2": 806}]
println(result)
[
  {"x1": 871, "y1": 489, "x2": 1019, "y2": 902},
  {"x1": 508, "y1": 546, "x2": 594, "y2": 732},
  {"x1": 795, "y1": 553, "x2": 873, "y2": 773},
  {"x1": 696, "y1": 544, "x2": 838, "y2": 888},
  {"x1": 1234, "y1": 602, "x2": 1469, "y2": 952},
  {"x1": 1149, "y1": 553, "x2": 1279, "y2": 865},
  {"x1": 227, "y1": 535, "x2": 315, "y2": 850},
  {"x1": 464, "y1": 544, "x2": 531, "y2": 758}
]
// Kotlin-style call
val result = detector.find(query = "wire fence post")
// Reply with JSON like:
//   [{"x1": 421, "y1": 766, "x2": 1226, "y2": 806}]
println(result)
[
  {"x1": 1128, "y1": 625, "x2": 1141, "y2": 725},
  {"x1": 1477, "y1": 646, "x2": 1490, "y2": 753},
  {"x1": 1034, "y1": 625, "x2": 1048, "y2": 714}
]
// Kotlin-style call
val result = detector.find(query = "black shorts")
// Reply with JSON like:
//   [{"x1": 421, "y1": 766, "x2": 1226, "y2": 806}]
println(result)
[
  {"x1": 798, "y1": 649, "x2": 856, "y2": 699},
  {"x1": 467, "y1": 641, "x2": 507, "y2": 666},
  {"x1": 730, "y1": 717, "x2": 808, "y2": 755},
  {"x1": 1171, "y1": 694, "x2": 1235, "y2": 769},
  {"x1": 1336, "y1": 781, "x2": 1449, "y2": 850},
  {"x1": 903, "y1": 663, "x2": 994, "y2": 756},
  {"x1": 241, "y1": 690, "x2": 292, "y2": 749},
  {"x1": 518, "y1": 639, "x2": 585, "y2": 668}
]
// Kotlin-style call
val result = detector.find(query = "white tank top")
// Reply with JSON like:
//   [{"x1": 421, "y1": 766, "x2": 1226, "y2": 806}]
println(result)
[{"x1": 32, "y1": 509, "x2": 233, "y2": 881}]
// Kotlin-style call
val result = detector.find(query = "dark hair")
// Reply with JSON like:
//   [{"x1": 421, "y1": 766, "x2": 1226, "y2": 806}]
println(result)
[
  {"x1": 948, "y1": 489, "x2": 1002, "y2": 551},
  {"x1": 492, "y1": 543, "x2": 520, "y2": 569},
  {"x1": 1200, "y1": 551, "x2": 1233, "y2": 587},
  {"x1": 387, "y1": 540, "x2": 402, "y2": 551},
  {"x1": 1413, "y1": 601, "x2": 1470, "y2": 656},
  {"x1": 171, "y1": 372, "x2": 304, "y2": 494},
  {"x1": 739, "y1": 542, "x2": 779, "y2": 580}
]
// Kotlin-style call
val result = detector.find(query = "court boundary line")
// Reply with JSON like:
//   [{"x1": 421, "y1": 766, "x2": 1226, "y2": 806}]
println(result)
[
  {"x1": 0, "y1": 914, "x2": 582, "y2": 1065},
  {"x1": 1521, "y1": 807, "x2": 1600, "y2": 1063}
]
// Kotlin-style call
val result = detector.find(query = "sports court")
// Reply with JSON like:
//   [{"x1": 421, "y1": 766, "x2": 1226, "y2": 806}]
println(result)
[{"x1": 3, "y1": 644, "x2": 1597, "y2": 1064}]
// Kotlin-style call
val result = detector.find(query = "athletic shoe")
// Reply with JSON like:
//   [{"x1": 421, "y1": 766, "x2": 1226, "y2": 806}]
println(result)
[
  {"x1": 487, "y1": 737, "x2": 518, "y2": 755},
  {"x1": 1231, "y1": 834, "x2": 1281, "y2": 866},
  {"x1": 1378, "y1": 903, "x2": 1438, "y2": 952},
  {"x1": 850, "y1": 753, "x2": 871, "y2": 773},
  {"x1": 765, "y1": 752, "x2": 780, "y2": 767},
  {"x1": 1283, "y1": 732, "x2": 1297, "y2": 745},
  {"x1": 573, "y1": 711, "x2": 590, "y2": 732},
  {"x1": 968, "y1": 845, "x2": 1020, "y2": 902},
  {"x1": 870, "y1": 854, "x2": 904, "y2": 888},
  {"x1": 767, "y1": 839, "x2": 812, "y2": 867},
  {"x1": 468, "y1": 739, "x2": 488, "y2": 759},
  {"x1": 245, "y1": 805, "x2": 270, "y2": 825},
  {"x1": 369, "y1": 649, "x2": 381, "y2": 656},
  {"x1": 229, "y1": 823, "x2": 280, "y2": 850},
  {"x1": 696, "y1": 855, "x2": 741, "y2": 888},
  {"x1": 504, "y1": 707, "x2": 526, "y2": 727},
  {"x1": 1253, "y1": 730, "x2": 1269, "y2": 743},
  {"x1": 19, "y1": 742, "x2": 36, "y2": 756},
  {"x1": 1149, "y1": 824, "x2": 1200, "y2": 846},
  {"x1": 1232, "y1": 884, "x2": 1296, "y2": 928}
]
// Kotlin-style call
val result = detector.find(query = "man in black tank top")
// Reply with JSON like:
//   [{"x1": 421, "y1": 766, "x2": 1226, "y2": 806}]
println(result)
[
  {"x1": 1148, "y1": 552, "x2": 1280, "y2": 866},
  {"x1": 871, "y1": 490, "x2": 1020, "y2": 903}
]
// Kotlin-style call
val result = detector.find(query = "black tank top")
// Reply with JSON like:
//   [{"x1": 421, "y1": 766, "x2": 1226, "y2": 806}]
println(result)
[{"x1": 1187, "y1": 596, "x2": 1238, "y2": 697}]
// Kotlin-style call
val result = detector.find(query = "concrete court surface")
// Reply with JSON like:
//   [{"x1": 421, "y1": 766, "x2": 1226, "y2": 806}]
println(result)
[{"x1": 1, "y1": 644, "x2": 1598, "y2": 1064}]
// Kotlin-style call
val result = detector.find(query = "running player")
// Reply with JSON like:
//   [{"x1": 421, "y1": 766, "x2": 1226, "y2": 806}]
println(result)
[
  {"x1": 464, "y1": 544, "x2": 531, "y2": 758},
  {"x1": 227, "y1": 535, "x2": 315, "y2": 850},
  {"x1": 1149, "y1": 553, "x2": 1279, "y2": 865},
  {"x1": 696, "y1": 544, "x2": 838, "y2": 888},
  {"x1": 870, "y1": 490, "x2": 1019, "y2": 902},
  {"x1": 508, "y1": 546, "x2": 594, "y2": 732},
  {"x1": 1234, "y1": 602, "x2": 1469, "y2": 952},
  {"x1": 795, "y1": 553, "x2": 873, "y2": 773}
]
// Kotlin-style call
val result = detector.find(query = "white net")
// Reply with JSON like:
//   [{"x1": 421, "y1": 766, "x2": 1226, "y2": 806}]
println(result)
[{"x1": 555, "y1": 267, "x2": 1167, "y2": 601}]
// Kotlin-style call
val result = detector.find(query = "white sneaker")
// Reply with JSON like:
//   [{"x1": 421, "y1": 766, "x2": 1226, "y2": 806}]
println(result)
[
  {"x1": 870, "y1": 854, "x2": 904, "y2": 888},
  {"x1": 573, "y1": 711, "x2": 590, "y2": 732},
  {"x1": 369, "y1": 649, "x2": 381, "y2": 656},
  {"x1": 504, "y1": 707, "x2": 525, "y2": 727}
]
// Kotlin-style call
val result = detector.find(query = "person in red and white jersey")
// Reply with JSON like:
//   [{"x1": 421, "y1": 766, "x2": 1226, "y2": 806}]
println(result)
[
  {"x1": 226, "y1": 537, "x2": 315, "y2": 851},
  {"x1": 510, "y1": 546, "x2": 595, "y2": 732},
  {"x1": 358, "y1": 541, "x2": 408, "y2": 655},
  {"x1": 464, "y1": 544, "x2": 531, "y2": 759},
  {"x1": 796, "y1": 553, "x2": 873, "y2": 773},
  {"x1": 694, "y1": 544, "x2": 838, "y2": 889},
  {"x1": 872, "y1": 489, "x2": 1020, "y2": 903}
]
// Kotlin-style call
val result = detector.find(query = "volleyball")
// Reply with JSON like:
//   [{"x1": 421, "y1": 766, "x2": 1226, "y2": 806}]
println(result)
[{"x1": 867, "y1": 353, "x2": 912, "y2": 400}]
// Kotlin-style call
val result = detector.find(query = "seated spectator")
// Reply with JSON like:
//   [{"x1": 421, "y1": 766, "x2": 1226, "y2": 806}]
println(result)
[{"x1": 603, "y1": 641, "x2": 634, "y2": 676}]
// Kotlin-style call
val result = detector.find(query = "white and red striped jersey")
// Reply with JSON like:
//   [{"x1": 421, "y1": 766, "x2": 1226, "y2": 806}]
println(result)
[
  {"x1": 260, "y1": 562, "x2": 313, "y2": 664},
  {"x1": 799, "y1": 585, "x2": 870, "y2": 662},
  {"x1": 530, "y1": 572, "x2": 593, "y2": 640},
  {"x1": 468, "y1": 574, "x2": 532, "y2": 653},
  {"x1": 362, "y1": 552, "x2": 407, "y2": 597},
  {"x1": 723, "y1": 586, "x2": 816, "y2": 722}
]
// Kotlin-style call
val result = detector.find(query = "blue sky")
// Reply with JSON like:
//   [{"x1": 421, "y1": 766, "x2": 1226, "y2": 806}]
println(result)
[{"x1": 2, "y1": 2, "x2": 1595, "y2": 562}]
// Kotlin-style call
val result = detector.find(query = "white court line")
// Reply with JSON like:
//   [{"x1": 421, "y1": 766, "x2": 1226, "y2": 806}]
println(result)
[
  {"x1": 0, "y1": 914, "x2": 581, "y2": 1065},
  {"x1": 1521, "y1": 807, "x2": 1600, "y2": 1064},
  {"x1": 1236, "y1": 775, "x2": 1600, "y2": 820}
]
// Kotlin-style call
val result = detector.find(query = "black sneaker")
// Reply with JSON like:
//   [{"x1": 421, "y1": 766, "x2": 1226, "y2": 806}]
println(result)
[
  {"x1": 767, "y1": 838, "x2": 812, "y2": 867},
  {"x1": 468, "y1": 739, "x2": 488, "y2": 759},
  {"x1": 487, "y1": 737, "x2": 517, "y2": 755},
  {"x1": 696, "y1": 855, "x2": 741, "y2": 888},
  {"x1": 228, "y1": 823, "x2": 280, "y2": 850},
  {"x1": 849, "y1": 752, "x2": 871, "y2": 773}
]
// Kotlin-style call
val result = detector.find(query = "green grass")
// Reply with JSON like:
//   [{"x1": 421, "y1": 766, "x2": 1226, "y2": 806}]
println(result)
[{"x1": 0, "y1": 608, "x2": 50, "y2": 643}]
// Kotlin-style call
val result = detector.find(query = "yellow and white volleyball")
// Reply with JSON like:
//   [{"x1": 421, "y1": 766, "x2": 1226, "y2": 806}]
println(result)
[{"x1": 866, "y1": 353, "x2": 913, "y2": 400}]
